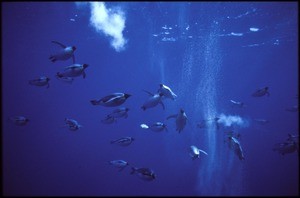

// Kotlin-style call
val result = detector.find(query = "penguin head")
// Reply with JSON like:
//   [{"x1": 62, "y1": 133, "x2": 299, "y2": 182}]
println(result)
[
  {"x1": 46, "y1": 77, "x2": 50, "y2": 81},
  {"x1": 25, "y1": 118, "x2": 30, "y2": 122},
  {"x1": 72, "y1": 46, "x2": 76, "y2": 51},
  {"x1": 180, "y1": 108, "x2": 184, "y2": 113},
  {"x1": 265, "y1": 86, "x2": 269, "y2": 90},
  {"x1": 159, "y1": 83, "x2": 163, "y2": 87},
  {"x1": 124, "y1": 94, "x2": 131, "y2": 99},
  {"x1": 83, "y1": 64, "x2": 89, "y2": 69},
  {"x1": 125, "y1": 108, "x2": 130, "y2": 111}
]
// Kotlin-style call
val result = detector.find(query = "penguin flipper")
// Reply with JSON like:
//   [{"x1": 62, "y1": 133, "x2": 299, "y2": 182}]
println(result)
[
  {"x1": 199, "y1": 149, "x2": 208, "y2": 155},
  {"x1": 83, "y1": 72, "x2": 86, "y2": 79},
  {"x1": 166, "y1": 114, "x2": 177, "y2": 120},
  {"x1": 142, "y1": 89, "x2": 154, "y2": 96},
  {"x1": 51, "y1": 41, "x2": 66, "y2": 48},
  {"x1": 47, "y1": 83, "x2": 50, "y2": 89}
]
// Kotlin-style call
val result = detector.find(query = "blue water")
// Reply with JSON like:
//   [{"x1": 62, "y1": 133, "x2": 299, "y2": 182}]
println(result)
[{"x1": 2, "y1": 2, "x2": 299, "y2": 196}]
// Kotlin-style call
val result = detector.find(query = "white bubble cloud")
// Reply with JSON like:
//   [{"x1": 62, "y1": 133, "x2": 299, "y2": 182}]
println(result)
[
  {"x1": 217, "y1": 113, "x2": 249, "y2": 128},
  {"x1": 89, "y1": 2, "x2": 127, "y2": 52}
]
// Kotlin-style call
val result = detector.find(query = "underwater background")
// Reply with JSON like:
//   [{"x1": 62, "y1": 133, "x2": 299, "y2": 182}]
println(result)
[{"x1": 2, "y1": 2, "x2": 299, "y2": 196}]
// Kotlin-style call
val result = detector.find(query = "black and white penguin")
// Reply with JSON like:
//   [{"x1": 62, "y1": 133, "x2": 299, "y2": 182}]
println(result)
[
  {"x1": 29, "y1": 76, "x2": 50, "y2": 88},
  {"x1": 49, "y1": 41, "x2": 76, "y2": 63},
  {"x1": 90, "y1": 93, "x2": 131, "y2": 107},
  {"x1": 141, "y1": 90, "x2": 165, "y2": 111},
  {"x1": 166, "y1": 108, "x2": 188, "y2": 133},
  {"x1": 57, "y1": 64, "x2": 89, "y2": 79}
]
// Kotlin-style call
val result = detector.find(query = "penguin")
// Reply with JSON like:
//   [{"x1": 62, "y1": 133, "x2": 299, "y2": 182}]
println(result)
[
  {"x1": 189, "y1": 145, "x2": 208, "y2": 160},
  {"x1": 285, "y1": 105, "x2": 298, "y2": 112},
  {"x1": 228, "y1": 136, "x2": 245, "y2": 160},
  {"x1": 108, "y1": 107, "x2": 129, "y2": 118},
  {"x1": 49, "y1": 41, "x2": 76, "y2": 63},
  {"x1": 252, "y1": 86, "x2": 270, "y2": 97},
  {"x1": 141, "y1": 90, "x2": 165, "y2": 111},
  {"x1": 110, "y1": 137, "x2": 135, "y2": 146},
  {"x1": 9, "y1": 116, "x2": 29, "y2": 126},
  {"x1": 157, "y1": 83, "x2": 177, "y2": 100},
  {"x1": 166, "y1": 108, "x2": 188, "y2": 133},
  {"x1": 57, "y1": 64, "x2": 88, "y2": 79},
  {"x1": 55, "y1": 74, "x2": 74, "y2": 84},
  {"x1": 130, "y1": 167, "x2": 156, "y2": 181},
  {"x1": 90, "y1": 93, "x2": 131, "y2": 107},
  {"x1": 101, "y1": 115, "x2": 117, "y2": 124},
  {"x1": 109, "y1": 160, "x2": 129, "y2": 171},
  {"x1": 64, "y1": 118, "x2": 82, "y2": 131},
  {"x1": 140, "y1": 122, "x2": 168, "y2": 132},
  {"x1": 230, "y1": 99, "x2": 245, "y2": 108},
  {"x1": 253, "y1": 119, "x2": 269, "y2": 125},
  {"x1": 29, "y1": 76, "x2": 50, "y2": 88}
]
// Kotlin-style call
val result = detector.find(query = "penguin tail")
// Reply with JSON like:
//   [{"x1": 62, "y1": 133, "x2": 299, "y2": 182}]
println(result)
[{"x1": 90, "y1": 100, "x2": 99, "y2": 105}]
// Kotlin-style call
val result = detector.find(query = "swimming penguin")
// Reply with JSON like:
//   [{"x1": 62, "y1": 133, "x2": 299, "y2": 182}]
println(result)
[
  {"x1": 140, "y1": 122, "x2": 168, "y2": 132},
  {"x1": 9, "y1": 116, "x2": 29, "y2": 126},
  {"x1": 227, "y1": 136, "x2": 245, "y2": 160},
  {"x1": 108, "y1": 107, "x2": 129, "y2": 119},
  {"x1": 141, "y1": 90, "x2": 165, "y2": 111},
  {"x1": 109, "y1": 160, "x2": 129, "y2": 171},
  {"x1": 230, "y1": 100, "x2": 245, "y2": 108},
  {"x1": 189, "y1": 145, "x2": 208, "y2": 160},
  {"x1": 157, "y1": 83, "x2": 177, "y2": 100},
  {"x1": 252, "y1": 86, "x2": 270, "y2": 97},
  {"x1": 110, "y1": 137, "x2": 135, "y2": 146},
  {"x1": 130, "y1": 167, "x2": 156, "y2": 181},
  {"x1": 64, "y1": 118, "x2": 82, "y2": 131},
  {"x1": 55, "y1": 74, "x2": 74, "y2": 84},
  {"x1": 57, "y1": 64, "x2": 89, "y2": 79},
  {"x1": 49, "y1": 41, "x2": 76, "y2": 63},
  {"x1": 285, "y1": 105, "x2": 298, "y2": 112},
  {"x1": 286, "y1": 133, "x2": 299, "y2": 143},
  {"x1": 29, "y1": 76, "x2": 50, "y2": 88},
  {"x1": 166, "y1": 108, "x2": 188, "y2": 133},
  {"x1": 90, "y1": 93, "x2": 131, "y2": 107},
  {"x1": 253, "y1": 119, "x2": 269, "y2": 125},
  {"x1": 273, "y1": 141, "x2": 298, "y2": 155},
  {"x1": 101, "y1": 115, "x2": 117, "y2": 124}
]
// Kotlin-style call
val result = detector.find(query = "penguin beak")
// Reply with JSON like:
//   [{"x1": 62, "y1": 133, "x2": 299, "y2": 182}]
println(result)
[
  {"x1": 72, "y1": 46, "x2": 76, "y2": 51},
  {"x1": 83, "y1": 64, "x2": 89, "y2": 69}
]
